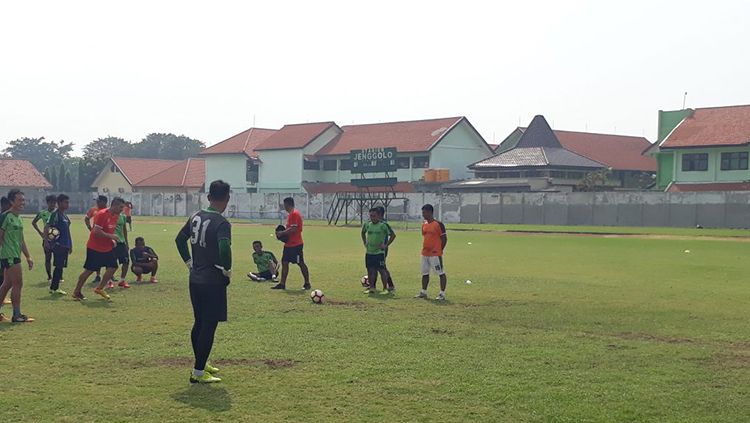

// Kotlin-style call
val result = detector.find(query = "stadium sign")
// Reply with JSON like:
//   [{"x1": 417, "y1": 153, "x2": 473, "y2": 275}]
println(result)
[{"x1": 350, "y1": 147, "x2": 397, "y2": 173}]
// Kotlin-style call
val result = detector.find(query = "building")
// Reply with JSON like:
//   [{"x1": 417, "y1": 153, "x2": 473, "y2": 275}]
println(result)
[
  {"x1": 203, "y1": 117, "x2": 493, "y2": 194},
  {"x1": 457, "y1": 115, "x2": 656, "y2": 192},
  {"x1": 0, "y1": 159, "x2": 52, "y2": 192},
  {"x1": 91, "y1": 157, "x2": 205, "y2": 195},
  {"x1": 199, "y1": 127, "x2": 277, "y2": 193},
  {"x1": 646, "y1": 104, "x2": 750, "y2": 192}
]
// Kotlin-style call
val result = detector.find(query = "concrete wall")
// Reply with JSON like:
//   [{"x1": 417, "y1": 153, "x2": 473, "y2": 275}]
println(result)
[{"x1": 23, "y1": 190, "x2": 750, "y2": 229}]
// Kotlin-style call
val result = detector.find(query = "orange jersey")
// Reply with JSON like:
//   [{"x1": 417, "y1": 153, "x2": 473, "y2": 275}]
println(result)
[
  {"x1": 86, "y1": 206, "x2": 103, "y2": 219},
  {"x1": 86, "y1": 208, "x2": 119, "y2": 253},
  {"x1": 285, "y1": 209, "x2": 304, "y2": 247},
  {"x1": 421, "y1": 219, "x2": 446, "y2": 257}
]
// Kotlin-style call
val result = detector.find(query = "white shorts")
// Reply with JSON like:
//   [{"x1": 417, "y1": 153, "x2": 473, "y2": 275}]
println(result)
[{"x1": 421, "y1": 256, "x2": 445, "y2": 276}]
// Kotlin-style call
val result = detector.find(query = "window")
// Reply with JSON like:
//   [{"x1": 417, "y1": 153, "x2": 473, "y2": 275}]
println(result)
[
  {"x1": 682, "y1": 153, "x2": 708, "y2": 171},
  {"x1": 476, "y1": 171, "x2": 498, "y2": 179},
  {"x1": 566, "y1": 171, "x2": 584, "y2": 179},
  {"x1": 397, "y1": 157, "x2": 411, "y2": 169},
  {"x1": 322, "y1": 160, "x2": 337, "y2": 171},
  {"x1": 111, "y1": 165, "x2": 119, "y2": 173},
  {"x1": 498, "y1": 171, "x2": 521, "y2": 178},
  {"x1": 303, "y1": 160, "x2": 320, "y2": 170},
  {"x1": 549, "y1": 171, "x2": 566, "y2": 178},
  {"x1": 339, "y1": 159, "x2": 352, "y2": 170},
  {"x1": 412, "y1": 156, "x2": 430, "y2": 168},
  {"x1": 525, "y1": 170, "x2": 542, "y2": 177},
  {"x1": 246, "y1": 160, "x2": 259, "y2": 183},
  {"x1": 720, "y1": 152, "x2": 748, "y2": 171}
]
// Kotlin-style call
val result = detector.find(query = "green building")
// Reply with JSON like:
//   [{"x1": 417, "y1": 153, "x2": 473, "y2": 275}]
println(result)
[{"x1": 647, "y1": 104, "x2": 750, "y2": 192}]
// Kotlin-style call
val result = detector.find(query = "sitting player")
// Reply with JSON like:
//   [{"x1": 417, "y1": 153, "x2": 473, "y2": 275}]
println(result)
[
  {"x1": 129, "y1": 237, "x2": 159, "y2": 283},
  {"x1": 248, "y1": 240, "x2": 279, "y2": 282}
]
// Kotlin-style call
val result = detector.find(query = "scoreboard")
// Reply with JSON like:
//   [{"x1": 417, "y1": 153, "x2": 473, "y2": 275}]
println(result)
[{"x1": 350, "y1": 147, "x2": 397, "y2": 173}]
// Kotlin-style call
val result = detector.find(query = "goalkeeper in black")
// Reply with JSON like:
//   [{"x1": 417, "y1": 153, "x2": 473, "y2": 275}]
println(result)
[{"x1": 175, "y1": 180, "x2": 233, "y2": 384}]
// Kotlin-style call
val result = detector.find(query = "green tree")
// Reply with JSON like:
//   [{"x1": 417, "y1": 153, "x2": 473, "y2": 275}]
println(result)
[
  {"x1": 131, "y1": 133, "x2": 205, "y2": 160},
  {"x1": 57, "y1": 163, "x2": 67, "y2": 190},
  {"x1": 77, "y1": 157, "x2": 102, "y2": 192},
  {"x1": 83, "y1": 136, "x2": 132, "y2": 161},
  {"x1": 43, "y1": 168, "x2": 55, "y2": 188},
  {"x1": 63, "y1": 171, "x2": 72, "y2": 191},
  {"x1": 3, "y1": 137, "x2": 73, "y2": 172}
]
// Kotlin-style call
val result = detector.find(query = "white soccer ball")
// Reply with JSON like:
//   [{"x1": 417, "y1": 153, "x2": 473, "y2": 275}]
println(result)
[
  {"x1": 465, "y1": 280, "x2": 472, "y2": 285},
  {"x1": 360, "y1": 275, "x2": 369, "y2": 287},
  {"x1": 310, "y1": 289, "x2": 325, "y2": 304},
  {"x1": 47, "y1": 227, "x2": 61, "y2": 241}
]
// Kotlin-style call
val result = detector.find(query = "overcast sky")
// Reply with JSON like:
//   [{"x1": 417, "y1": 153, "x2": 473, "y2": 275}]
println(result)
[{"x1": 1, "y1": 0, "x2": 748, "y2": 154}]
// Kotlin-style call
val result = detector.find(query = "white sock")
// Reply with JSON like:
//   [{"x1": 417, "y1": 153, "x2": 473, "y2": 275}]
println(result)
[
  {"x1": 439, "y1": 290, "x2": 445, "y2": 295},
  {"x1": 421, "y1": 289, "x2": 427, "y2": 295},
  {"x1": 192, "y1": 369, "x2": 204, "y2": 377}
]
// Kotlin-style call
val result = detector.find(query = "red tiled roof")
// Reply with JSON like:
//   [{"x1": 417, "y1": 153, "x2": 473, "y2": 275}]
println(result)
[
  {"x1": 553, "y1": 130, "x2": 656, "y2": 171},
  {"x1": 201, "y1": 128, "x2": 277, "y2": 158},
  {"x1": 110, "y1": 157, "x2": 183, "y2": 185},
  {"x1": 0, "y1": 159, "x2": 52, "y2": 189},
  {"x1": 136, "y1": 158, "x2": 205, "y2": 188},
  {"x1": 661, "y1": 105, "x2": 750, "y2": 148},
  {"x1": 315, "y1": 117, "x2": 466, "y2": 156},
  {"x1": 255, "y1": 122, "x2": 337, "y2": 151},
  {"x1": 302, "y1": 182, "x2": 415, "y2": 194},
  {"x1": 667, "y1": 182, "x2": 750, "y2": 192}
]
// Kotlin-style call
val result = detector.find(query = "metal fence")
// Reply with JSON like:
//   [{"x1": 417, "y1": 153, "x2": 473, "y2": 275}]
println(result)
[{"x1": 18, "y1": 190, "x2": 750, "y2": 229}]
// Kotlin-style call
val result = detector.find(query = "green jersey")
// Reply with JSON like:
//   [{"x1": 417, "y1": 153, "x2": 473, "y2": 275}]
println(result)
[
  {"x1": 0, "y1": 213, "x2": 24, "y2": 260},
  {"x1": 115, "y1": 213, "x2": 127, "y2": 243},
  {"x1": 36, "y1": 209, "x2": 53, "y2": 227},
  {"x1": 362, "y1": 221, "x2": 392, "y2": 255},
  {"x1": 253, "y1": 251, "x2": 277, "y2": 273}
]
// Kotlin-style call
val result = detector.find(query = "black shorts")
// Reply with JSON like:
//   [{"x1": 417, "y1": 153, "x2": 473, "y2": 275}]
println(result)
[
  {"x1": 126, "y1": 216, "x2": 132, "y2": 223},
  {"x1": 53, "y1": 246, "x2": 69, "y2": 268},
  {"x1": 365, "y1": 253, "x2": 386, "y2": 270},
  {"x1": 257, "y1": 270, "x2": 274, "y2": 279},
  {"x1": 190, "y1": 283, "x2": 227, "y2": 322},
  {"x1": 84, "y1": 248, "x2": 117, "y2": 272},
  {"x1": 282, "y1": 245, "x2": 304, "y2": 265},
  {"x1": 113, "y1": 243, "x2": 129, "y2": 265},
  {"x1": 0, "y1": 257, "x2": 21, "y2": 269}
]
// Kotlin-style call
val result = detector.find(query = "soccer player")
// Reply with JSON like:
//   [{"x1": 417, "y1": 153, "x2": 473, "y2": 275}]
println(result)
[
  {"x1": 32, "y1": 194, "x2": 56, "y2": 284},
  {"x1": 72, "y1": 197, "x2": 125, "y2": 301},
  {"x1": 130, "y1": 237, "x2": 159, "y2": 283},
  {"x1": 108, "y1": 211, "x2": 130, "y2": 289},
  {"x1": 44, "y1": 194, "x2": 72, "y2": 295},
  {"x1": 175, "y1": 180, "x2": 233, "y2": 384},
  {"x1": 0, "y1": 197, "x2": 10, "y2": 305},
  {"x1": 415, "y1": 204, "x2": 448, "y2": 301},
  {"x1": 271, "y1": 197, "x2": 311, "y2": 290},
  {"x1": 375, "y1": 205, "x2": 396, "y2": 292},
  {"x1": 361, "y1": 207, "x2": 396, "y2": 294},
  {"x1": 0, "y1": 190, "x2": 35, "y2": 322},
  {"x1": 248, "y1": 240, "x2": 278, "y2": 282},
  {"x1": 84, "y1": 195, "x2": 108, "y2": 284}
]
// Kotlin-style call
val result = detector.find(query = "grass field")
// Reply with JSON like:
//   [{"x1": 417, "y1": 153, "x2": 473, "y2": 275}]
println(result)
[{"x1": 0, "y1": 216, "x2": 748, "y2": 422}]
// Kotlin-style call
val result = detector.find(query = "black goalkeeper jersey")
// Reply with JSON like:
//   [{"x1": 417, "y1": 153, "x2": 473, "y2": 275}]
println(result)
[{"x1": 179, "y1": 209, "x2": 231, "y2": 286}]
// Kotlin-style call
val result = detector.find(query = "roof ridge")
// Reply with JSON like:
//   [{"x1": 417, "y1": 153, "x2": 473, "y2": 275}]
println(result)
[
  {"x1": 552, "y1": 128, "x2": 649, "y2": 140},
  {"x1": 341, "y1": 116, "x2": 463, "y2": 128},
  {"x1": 687, "y1": 103, "x2": 750, "y2": 112},
  {"x1": 112, "y1": 156, "x2": 182, "y2": 162},
  {"x1": 280, "y1": 121, "x2": 336, "y2": 127},
  {"x1": 180, "y1": 158, "x2": 190, "y2": 187},
  {"x1": 202, "y1": 127, "x2": 278, "y2": 152}
]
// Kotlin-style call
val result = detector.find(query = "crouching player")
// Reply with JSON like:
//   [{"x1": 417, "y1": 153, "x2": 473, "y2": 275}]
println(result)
[
  {"x1": 361, "y1": 207, "x2": 396, "y2": 294},
  {"x1": 130, "y1": 237, "x2": 159, "y2": 283},
  {"x1": 248, "y1": 241, "x2": 278, "y2": 282}
]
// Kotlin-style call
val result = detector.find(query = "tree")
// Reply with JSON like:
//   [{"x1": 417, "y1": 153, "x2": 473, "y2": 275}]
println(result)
[
  {"x1": 77, "y1": 157, "x2": 102, "y2": 192},
  {"x1": 131, "y1": 133, "x2": 205, "y2": 160},
  {"x1": 577, "y1": 168, "x2": 613, "y2": 192},
  {"x1": 3, "y1": 137, "x2": 73, "y2": 172},
  {"x1": 57, "y1": 163, "x2": 67, "y2": 190},
  {"x1": 63, "y1": 171, "x2": 72, "y2": 192},
  {"x1": 83, "y1": 136, "x2": 132, "y2": 161},
  {"x1": 43, "y1": 168, "x2": 55, "y2": 188}
]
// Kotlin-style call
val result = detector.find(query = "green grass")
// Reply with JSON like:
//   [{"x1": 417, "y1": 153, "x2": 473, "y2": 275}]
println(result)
[{"x1": 0, "y1": 216, "x2": 747, "y2": 422}]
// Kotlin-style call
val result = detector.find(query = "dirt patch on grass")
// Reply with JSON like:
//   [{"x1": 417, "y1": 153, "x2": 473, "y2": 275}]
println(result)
[
  {"x1": 326, "y1": 300, "x2": 369, "y2": 309},
  {"x1": 153, "y1": 357, "x2": 296, "y2": 369},
  {"x1": 612, "y1": 331, "x2": 696, "y2": 344}
]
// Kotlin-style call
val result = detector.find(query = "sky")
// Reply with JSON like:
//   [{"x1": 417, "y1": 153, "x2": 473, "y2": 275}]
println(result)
[{"x1": 1, "y1": 0, "x2": 748, "y2": 154}]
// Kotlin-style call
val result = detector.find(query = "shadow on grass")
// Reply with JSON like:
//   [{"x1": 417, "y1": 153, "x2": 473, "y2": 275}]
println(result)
[
  {"x1": 76, "y1": 299, "x2": 114, "y2": 308},
  {"x1": 36, "y1": 294, "x2": 65, "y2": 301},
  {"x1": 280, "y1": 289, "x2": 308, "y2": 296},
  {"x1": 172, "y1": 385, "x2": 232, "y2": 412}
]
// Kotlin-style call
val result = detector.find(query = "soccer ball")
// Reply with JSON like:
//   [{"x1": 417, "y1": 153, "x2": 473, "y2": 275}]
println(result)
[
  {"x1": 360, "y1": 275, "x2": 369, "y2": 287},
  {"x1": 47, "y1": 227, "x2": 61, "y2": 241},
  {"x1": 310, "y1": 289, "x2": 325, "y2": 304},
  {"x1": 275, "y1": 225, "x2": 289, "y2": 243}
]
